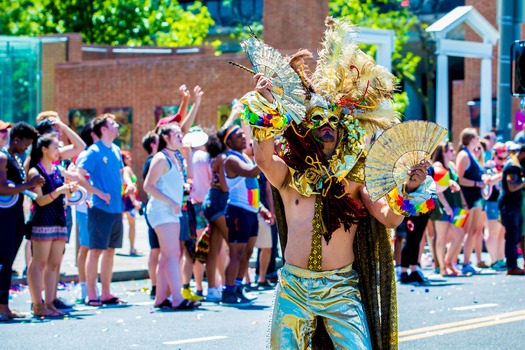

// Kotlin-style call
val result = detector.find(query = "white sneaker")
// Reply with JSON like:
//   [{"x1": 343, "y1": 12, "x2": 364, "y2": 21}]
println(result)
[{"x1": 206, "y1": 287, "x2": 222, "y2": 303}]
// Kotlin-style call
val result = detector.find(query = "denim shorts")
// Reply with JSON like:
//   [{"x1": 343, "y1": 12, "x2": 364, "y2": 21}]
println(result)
[
  {"x1": 485, "y1": 201, "x2": 500, "y2": 221},
  {"x1": 76, "y1": 211, "x2": 89, "y2": 247},
  {"x1": 203, "y1": 188, "x2": 229, "y2": 222}
]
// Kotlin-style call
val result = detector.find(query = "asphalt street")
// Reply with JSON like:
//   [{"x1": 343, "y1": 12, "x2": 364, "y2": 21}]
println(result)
[{"x1": 2, "y1": 267, "x2": 525, "y2": 350}]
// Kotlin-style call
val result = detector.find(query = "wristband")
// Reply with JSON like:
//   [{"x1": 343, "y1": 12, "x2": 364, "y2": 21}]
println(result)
[
  {"x1": 474, "y1": 181, "x2": 478, "y2": 187},
  {"x1": 49, "y1": 191, "x2": 56, "y2": 200},
  {"x1": 385, "y1": 176, "x2": 437, "y2": 216}
]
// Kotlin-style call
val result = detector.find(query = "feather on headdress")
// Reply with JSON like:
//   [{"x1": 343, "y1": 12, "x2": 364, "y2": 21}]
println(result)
[{"x1": 299, "y1": 17, "x2": 400, "y2": 135}]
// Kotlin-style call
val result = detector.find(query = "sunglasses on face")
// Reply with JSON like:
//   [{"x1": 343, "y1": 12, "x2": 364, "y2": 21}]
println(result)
[
  {"x1": 496, "y1": 156, "x2": 507, "y2": 161},
  {"x1": 0, "y1": 129, "x2": 8, "y2": 133}
]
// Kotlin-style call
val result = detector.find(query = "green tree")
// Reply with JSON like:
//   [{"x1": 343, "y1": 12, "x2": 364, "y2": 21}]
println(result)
[
  {"x1": 0, "y1": 0, "x2": 214, "y2": 47},
  {"x1": 329, "y1": 0, "x2": 426, "y2": 117}
]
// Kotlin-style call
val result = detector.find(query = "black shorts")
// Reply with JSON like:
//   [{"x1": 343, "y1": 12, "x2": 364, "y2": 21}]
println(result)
[
  {"x1": 88, "y1": 206, "x2": 123, "y2": 250},
  {"x1": 225, "y1": 204, "x2": 258, "y2": 244}
]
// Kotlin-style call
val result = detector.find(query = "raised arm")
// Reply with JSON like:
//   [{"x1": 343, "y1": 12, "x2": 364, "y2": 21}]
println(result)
[
  {"x1": 180, "y1": 86, "x2": 203, "y2": 134},
  {"x1": 253, "y1": 138, "x2": 289, "y2": 190},
  {"x1": 178, "y1": 84, "x2": 191, "y2": 121},
  {"x1": 49, "y1": 116, "x2": 86, "y2": 160},
  {"x1": 222, "y1": 102, "x2": 244, "y2": 129}
]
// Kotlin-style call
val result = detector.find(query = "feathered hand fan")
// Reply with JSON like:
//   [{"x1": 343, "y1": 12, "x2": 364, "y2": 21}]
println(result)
[
  {"x1": 365, "y1": 120, "x2": 447, "y2": 202},
  {"x1": 238, "y1": 38, "x2": 306, "y2": 123}
]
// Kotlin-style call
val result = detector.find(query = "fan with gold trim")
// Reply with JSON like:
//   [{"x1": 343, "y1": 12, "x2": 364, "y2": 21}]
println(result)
[
  {"x1": 365, "y1": 120, "x2": 447, "y2": 202},
  {"x1": 230, "y1": 38, "x2": 306, "y2": 124}
]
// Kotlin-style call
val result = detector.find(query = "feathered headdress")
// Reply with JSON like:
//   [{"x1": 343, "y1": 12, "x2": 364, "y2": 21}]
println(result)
[{"x1": 308, "y1": 17, "x2": 399, "y2": 135}]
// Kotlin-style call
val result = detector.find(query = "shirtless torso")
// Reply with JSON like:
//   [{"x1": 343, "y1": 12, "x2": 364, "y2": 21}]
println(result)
[{"x1": 251, "y1": 73, "x2": 428, "y2": 272}]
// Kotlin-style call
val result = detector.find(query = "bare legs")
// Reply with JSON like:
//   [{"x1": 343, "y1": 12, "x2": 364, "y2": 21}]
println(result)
[
  {"x1": 206, "y1": 216, "x2": 228, "y2": 289},
  {"x1": 148, "y1": 248, "x2": 160, "y2": 288},
  {"x1": 28, "y1": 240, "x2": 66, "y2": 315},
  {"x1": 154, "y1": 222, "x2": 184, "y2": 307},
  {"x1": 86, "y1": 248, "x2": 116, "y2": 302},
  {"x1": 462, "y1": 207, "x2": 484, "y2": 266},
  {"x1": 258, "y1": 248, "x2": 272, "y2": 283},
  {"x1": 123, "y1": 211, "x2": 136, "y2": 253}
]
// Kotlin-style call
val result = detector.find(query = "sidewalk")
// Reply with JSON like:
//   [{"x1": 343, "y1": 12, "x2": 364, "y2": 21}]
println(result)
[{"x1": 12, "y1": 212, "x2": 151, "y2": 285}]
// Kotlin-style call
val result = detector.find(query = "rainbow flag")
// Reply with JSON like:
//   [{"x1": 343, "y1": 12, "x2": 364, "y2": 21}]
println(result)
[
  {"x1": 433, "y1": 167, "x2": 450, "y2": 187},
  {"x1": 450, "y1": 207, "x2": 469, "y2": 228},
  {"x1": 245, "y1": 177, "x2": 260, "y2": 210}
]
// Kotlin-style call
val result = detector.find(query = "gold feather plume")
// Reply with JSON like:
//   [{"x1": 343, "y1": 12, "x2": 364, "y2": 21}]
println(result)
[{"x1": 311, "y1": 17, "x2": 400, "y2": 133}]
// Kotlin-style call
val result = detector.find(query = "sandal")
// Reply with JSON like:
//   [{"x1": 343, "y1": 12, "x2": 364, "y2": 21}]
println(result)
[
  {"x1": 85, "y1": 299, "x2": 103, "y2": 307},
  {"x1": 101, "y1": 296, "x2": 127, "y2": 305},
  {"x1": 172, "y1": 299, "x2": 200, "y2": 311},
  {"x1": 154, "y1": 299, "x2": 172, "y2": 309},
  {"x1": 45, "y1": 302, "x2": 66, "y2": 316},
  {"x1": 32, "y1": 303, "x2": 61, "y2": 317}
]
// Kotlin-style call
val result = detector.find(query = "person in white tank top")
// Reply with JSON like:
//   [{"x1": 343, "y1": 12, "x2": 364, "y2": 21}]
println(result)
[{"x1": 143, "y1": 124, "x2": 200, "y2": 310}]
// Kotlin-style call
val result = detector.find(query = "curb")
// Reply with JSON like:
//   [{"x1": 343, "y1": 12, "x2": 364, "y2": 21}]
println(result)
[{"x1": 12, "y1": 269, "x2": 150, "y2": 286}]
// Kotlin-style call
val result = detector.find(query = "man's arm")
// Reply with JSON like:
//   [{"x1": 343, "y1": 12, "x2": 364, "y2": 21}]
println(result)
[
  {"x1": 360, "y1": 185, "x2": 404, "y2": 228},
  {"x1": 76, "y1": 167, "x2": 110, "y2": 204},
  {"x1": 225, "y1": 155, "x2": 260, "y2": 178},
  {"x1": 253, "y1": 138, "x2": 289, "y2": 190}
]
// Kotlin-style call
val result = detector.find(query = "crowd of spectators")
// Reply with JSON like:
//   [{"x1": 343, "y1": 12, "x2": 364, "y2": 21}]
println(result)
[
  {"x1": 1, "y1": 94, "x2": 524, "y2": 319},
  {"x1": 395, "y1": 128, "x2": 525, "y2": 286}
]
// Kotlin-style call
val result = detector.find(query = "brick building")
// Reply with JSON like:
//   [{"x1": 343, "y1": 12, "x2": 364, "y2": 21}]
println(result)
[
  {"x1": 40, "y1": 0, "x2": 523, "y2": 185},
  {"x1": 452, "y1": 0, "x2": 524, "y2": 141}
]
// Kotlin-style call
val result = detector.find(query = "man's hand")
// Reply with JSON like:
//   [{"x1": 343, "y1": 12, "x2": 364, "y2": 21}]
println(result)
[
  {"x1": 260, "y1": 206, "x2": 275, "y2": 225},
  {"x1": 405, "y1": 160, "x2": 430, "y2": 193},
  {"x1": 254, "y1": 73, "x2": 274, "y2": 103},
  {"x1": 98, "y1": 192, "x2": 111, "y2": 205}
]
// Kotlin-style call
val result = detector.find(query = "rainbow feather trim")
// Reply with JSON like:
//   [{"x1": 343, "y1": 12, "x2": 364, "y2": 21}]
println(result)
[{"x1": 390, "y1": 186, "x2": 437, "y2": 216}]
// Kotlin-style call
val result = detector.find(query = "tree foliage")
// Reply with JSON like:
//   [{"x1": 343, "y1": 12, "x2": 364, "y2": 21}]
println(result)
[
  {"x1": 329, "y1": 0, "x2": 424, "y2": 116},
  {"x1": 0, "y1": 0, "x2": 214, "y2": 47}
]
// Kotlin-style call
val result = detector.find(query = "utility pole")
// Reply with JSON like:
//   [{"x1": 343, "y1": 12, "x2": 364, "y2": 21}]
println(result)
[{"x1": 497, "y1": 0, "x2": 521, "y2": 140}]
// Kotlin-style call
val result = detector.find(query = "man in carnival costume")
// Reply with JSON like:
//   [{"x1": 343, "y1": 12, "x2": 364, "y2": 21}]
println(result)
[{"x1": 238, "y1": 18, "x2": 436, "y2": 349}]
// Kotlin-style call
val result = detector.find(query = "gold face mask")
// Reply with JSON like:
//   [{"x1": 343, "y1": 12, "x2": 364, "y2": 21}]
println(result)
[{"x1": 308, "y1": 107, "x2": 341, "y2": 130}]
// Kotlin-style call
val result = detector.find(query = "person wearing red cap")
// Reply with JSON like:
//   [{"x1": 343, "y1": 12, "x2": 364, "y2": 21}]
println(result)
[{"x1": 156, "y1": 85, "x2": 190, "y2": 128}]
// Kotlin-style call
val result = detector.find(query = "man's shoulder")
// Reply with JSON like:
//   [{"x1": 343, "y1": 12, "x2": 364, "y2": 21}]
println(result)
[{"x1": 85, "y1": 142, "x2": 101, "y2": 154}]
